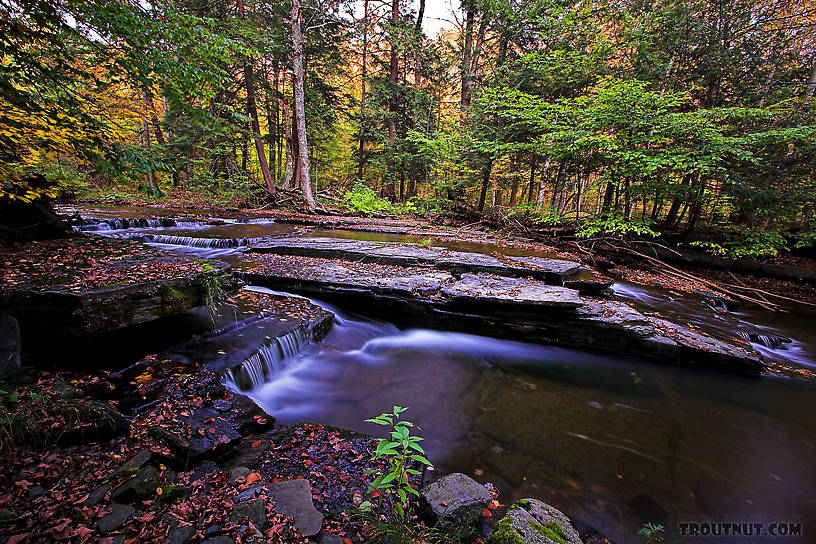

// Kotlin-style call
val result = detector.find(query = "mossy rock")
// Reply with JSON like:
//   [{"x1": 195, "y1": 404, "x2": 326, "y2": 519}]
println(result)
[
  {"x1": 160, "y1": 285, "x2": 200, "y2": 316},
  {"x1": 487, "y1": 498, "x2": 583, "y2": 544}
]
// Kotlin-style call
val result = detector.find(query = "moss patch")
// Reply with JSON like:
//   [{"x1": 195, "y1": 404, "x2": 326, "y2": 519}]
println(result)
[
  {"x1": 486, "y1": 516, "x2": 526, "y2": 544},
  {"x1": 161, "y1": 285, "x2": 199, "y2": 316},
  {"x1": 532, "y1": 521, "x2": 567, "y2": 544}
]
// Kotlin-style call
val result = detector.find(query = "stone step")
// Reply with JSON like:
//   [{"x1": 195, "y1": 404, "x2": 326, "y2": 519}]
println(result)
[{"x1": 249, "y1": 237, "x2": 597, "y2": 288}]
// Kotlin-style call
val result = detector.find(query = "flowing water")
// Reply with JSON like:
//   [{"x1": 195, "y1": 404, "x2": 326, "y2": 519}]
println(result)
[{"x1": 63, "y1": 204, "x2": 816, "y2": 542}]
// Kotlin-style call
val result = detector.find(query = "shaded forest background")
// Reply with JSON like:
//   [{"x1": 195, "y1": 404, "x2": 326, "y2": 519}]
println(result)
[{"x1": 2, "y1": 0, "x2": 816, "y2": 257}]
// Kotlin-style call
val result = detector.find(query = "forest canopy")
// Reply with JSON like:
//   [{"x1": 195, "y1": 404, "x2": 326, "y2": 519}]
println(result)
[{"x1": 2, "y1": 0, "x2": 816, "y2": 256}]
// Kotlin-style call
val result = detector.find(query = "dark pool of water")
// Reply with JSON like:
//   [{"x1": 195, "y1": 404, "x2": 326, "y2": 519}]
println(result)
[{"x1": 234, "y1": 287, "x2": 816, "y2": 543}]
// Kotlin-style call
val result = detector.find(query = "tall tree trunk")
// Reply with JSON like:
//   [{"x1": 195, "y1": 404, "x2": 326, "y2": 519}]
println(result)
[
  {"x1": 357, "y1": 0, "x2": 369, "y2": 181},
  {"x1": 460, "y1": 0, "x2": 475, "y2": 108},
  {"x1": 291, "y1": 0, "x2": 315, "y2": 211},
  {"x1": 526, "y1": 156, "x2": 536, "y2": 203},
  {"x1": 385, "y1": 0, "x2": 400, "y2": 200},
  {"x1": 535, "y1": 156, "x2": 552, "y2": 208},
  {"x1": 280, "y1": 96, "x2": 295, "y2": 189},
  {"x1": 415, "y1": 0, "x2": 425, "y2": 33},
  {"x1": 477, "y1": 159, "x2": 493, "y2": 211},
  {"x1": 238, "y1": 0, "x2": 275, "y2": 196}
]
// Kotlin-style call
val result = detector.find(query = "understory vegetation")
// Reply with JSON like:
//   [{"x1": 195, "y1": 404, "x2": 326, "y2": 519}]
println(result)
[{"x1": 3, "y1": 0, "x2": 815, "y2": 257}]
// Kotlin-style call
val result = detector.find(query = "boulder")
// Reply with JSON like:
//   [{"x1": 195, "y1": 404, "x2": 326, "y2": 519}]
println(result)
[
  {"x1": 419, "y1": 472, "x2": 492, "y2": 532},
  {"x1": 111, "y1": 465, "x2": 160, "y2": 503},
  {"x1": 487, "y1": 499, "x2": 582, "y2": 544}
]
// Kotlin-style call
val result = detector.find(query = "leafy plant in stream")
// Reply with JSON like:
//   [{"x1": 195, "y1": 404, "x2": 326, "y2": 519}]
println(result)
[{"x1": 362, "y1": 406, "x2": 433, "y2": 518}]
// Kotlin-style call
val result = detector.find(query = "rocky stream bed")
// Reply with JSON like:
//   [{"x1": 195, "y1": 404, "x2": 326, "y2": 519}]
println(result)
[{"x1": 2, "y1": 206, "x2": 815, "y2": 544}]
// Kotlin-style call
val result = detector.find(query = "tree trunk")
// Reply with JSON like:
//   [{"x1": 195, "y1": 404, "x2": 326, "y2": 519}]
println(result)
[
  {"x1": 384, "y1": 0, "x2": 400, "y2": 200},
  {"x1": 357, "y1": 0, "x2": 369, "y2": 181},
  {"x1": 291, "y1": 0, "x2": 315, "y2": 211},
  {"x1": 239, "y1": 0, "x2": 275, "y2": 196},
  {"x1": 477, "y1": 159, "x2": 493, "y2": 211},
  {"x1": 280, "y1": 96, "x2": 295, "y2": 189},
  {"x1": 535, "y1": 156, "x2": 552, "y2": 209},
  {"x1": 415, "y1": 0, "x2": 425, "y2": 33},
  {"x1": 460, "y1": 0, "x2": 475, "y2": 108}
]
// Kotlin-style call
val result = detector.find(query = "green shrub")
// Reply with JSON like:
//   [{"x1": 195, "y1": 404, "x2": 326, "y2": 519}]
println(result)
[{"x1": 343, "y1": 183, "x2": 393, "y2": 215}]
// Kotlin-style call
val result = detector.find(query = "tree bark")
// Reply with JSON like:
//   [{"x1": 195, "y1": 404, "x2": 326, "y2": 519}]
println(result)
[
  {"x1": 238, "y1": 0, "x2": 275, "y2": 195},
  {"x1": 415, "y1": 0, "x2": 425, "y2": 33},
  {"x1": 291, "y1": 0, "x2": 315, "y2": 211},
  {"x1": 460, "y1": 0, "x2": 475, "y2": 108},
  {"x1": 280, "y1": 95, "x2": 295, "y2": 189},
  {"x1": 477, "y1": 159, "x2": 493, "y2": 211},
  {"x1": 385, "y1": 0, "x2": 400, "y2": 200},
  {"x1": 535, "y1": 156, "x2": 552, "y2": 209},
  {"x1": 357, "y1": 0, "x2": 369, "y2": 180}
]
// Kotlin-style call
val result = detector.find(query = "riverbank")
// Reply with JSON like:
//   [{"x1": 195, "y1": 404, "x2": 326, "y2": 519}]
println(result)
[{"x1": 69, "y1": 196, "x2": 816, "y2": 309}]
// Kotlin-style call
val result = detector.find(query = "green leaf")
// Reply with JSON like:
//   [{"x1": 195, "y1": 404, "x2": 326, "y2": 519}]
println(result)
[{"x1": 409, "y1": 454, "x2": 433, "y2": 466}]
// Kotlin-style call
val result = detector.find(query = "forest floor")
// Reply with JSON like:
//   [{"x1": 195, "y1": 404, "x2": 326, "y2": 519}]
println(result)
[{"x1": 0, "y1": 362, "x2": 387, "y2": 544}]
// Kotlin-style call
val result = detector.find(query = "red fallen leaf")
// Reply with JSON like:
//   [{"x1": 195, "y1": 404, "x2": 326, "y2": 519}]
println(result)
[
  {"x1": 156, "y1": 487, "x2": 163, "y2": 495},
  {"x1": 73, "y1": 493, "x2": 90, "y2": 504},
  {"x1": 14, "y1": 480, "x2": 33, "y2": 490},
  {"x1": 251, "y1": 441, "x2": 262, "y2": 448},
  {"x1": 246, "y1": 472, "x2": 262, "y2": 485},
  {"x1": 482, "y1": 508, "x2": 492, "y2": 517},
  {"x1": 344, "y1": 539, "x2": 353, "y2": 544},
  {"x1": 71, "y1": 526, "x2": 94, "y2": 538}
]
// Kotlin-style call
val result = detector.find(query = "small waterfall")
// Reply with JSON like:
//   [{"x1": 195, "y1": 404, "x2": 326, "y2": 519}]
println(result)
[
  {"x1": 73, "y1": 217, "x2": 217, "y2": 231},
  {"x1": 137, "y1": 234, "x2": 265, "y2": 248},
  {"x1": 737, "y1": 331, "x2": 792, "y2": 350},
  {"x1": 215, "y1": 217, "x2": 276, "y2": 224},
  {"x1": 223, "y1": 328, "x2": 308, "y2": 391}
]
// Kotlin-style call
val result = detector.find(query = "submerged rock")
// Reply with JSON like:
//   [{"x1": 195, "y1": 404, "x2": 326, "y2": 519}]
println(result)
[
  {"x1": 487, "y1": 498, "x2": 582, "y2": 544},
  {"x1": 419, "y1": 472, "x2": 492, "y2": 532}
]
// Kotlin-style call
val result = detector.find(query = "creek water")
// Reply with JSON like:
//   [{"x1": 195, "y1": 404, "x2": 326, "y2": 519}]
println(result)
[{"x1": 63, "y1": 205, "x2": 816, "y2": 542}]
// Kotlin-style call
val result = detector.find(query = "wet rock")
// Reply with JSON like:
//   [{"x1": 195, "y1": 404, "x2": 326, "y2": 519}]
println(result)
[
  {"x1": 236, "y1": 480, "x2": 323, "y2": 536},
  {"x1": 111, "y1": 466, "x2": 159, "y2": 503},
  {"x1": 231, "y1": 498, "x2": 267, "y2": 530},
  {"x1": 487, "y1": 499, "x2": 582, "y2": 544},
  {"x1": 98, "y1": 504, "x2": 136, "y2": 534},
  {"x1": 312, "y1": 531, "x2": 343, "y2": 544},
  {"x1": 268, "y1": 480, "x2": 323, "y2": 537},
  {"x1": 441, "y1": 274, "x2": 582, "y2": 309},
  {"x1": 112, "y1": 448, "x2": 153, "y2": 478},
  {"x1": 83, "y1": 484, "x2": 111, "y2": 507},
  {"x1": 164, "y1": 524, "x2": 196, "y2": 544},
  {"x1": 419, "y1": 472, "x2": 492, "y2": 532},
  {"x1": 204, "y1": 525, "x2": 222, "y2": 537},
  {"x1": 202, "y1": 537, "x2": 234, "y2": 544},
  {"x1": 0, "y1": 315, "x2": 21, "y2": 372},
  {"x1": 230, "y1": 467, "x2": 252, "y2": 484}
]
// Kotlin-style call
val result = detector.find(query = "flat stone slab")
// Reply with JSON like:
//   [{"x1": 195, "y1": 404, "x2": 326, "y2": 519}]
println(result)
[
  {"x1": 1, "y1": 236, "x2": 240, "y2": 338},
  {"x1": 240, "y1": 254, "x2": 765, "y2": 373},
  {"x1": 441, "y1": 274, "x2": 583, "y2": 309},
  {"x1": 250, "y1": 237, "x2": 584, "y2": 285}
]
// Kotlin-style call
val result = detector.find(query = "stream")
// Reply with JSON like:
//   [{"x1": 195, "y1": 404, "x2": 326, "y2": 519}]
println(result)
[{"x1": 62, "y1": 204, "x2": 816, "y2": 542}]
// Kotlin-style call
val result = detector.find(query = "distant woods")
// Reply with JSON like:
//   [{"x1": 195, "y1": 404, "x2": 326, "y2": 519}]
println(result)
[{"x1": 2, "y1": 0, "x2": 816, "y2": 254}]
